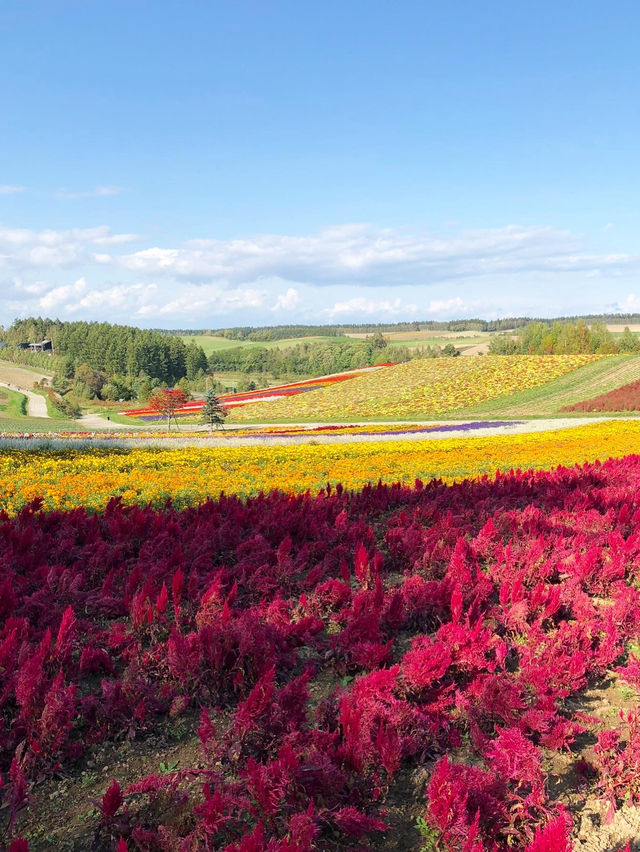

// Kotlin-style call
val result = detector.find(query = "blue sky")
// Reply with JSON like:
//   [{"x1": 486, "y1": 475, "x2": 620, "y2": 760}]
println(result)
[{"x1": 1, "y1": 0, "x2": 640, "y2": 328}]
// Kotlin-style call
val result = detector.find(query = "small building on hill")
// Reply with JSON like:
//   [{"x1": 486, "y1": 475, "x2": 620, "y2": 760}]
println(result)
[{"x1": 27, "y1": 339, "x2": 52, "y2": 352}]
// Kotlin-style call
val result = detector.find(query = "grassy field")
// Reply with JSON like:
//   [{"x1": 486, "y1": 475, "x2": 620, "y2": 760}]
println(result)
[
  {"x1": 182, "y1": 331, "x2": 493, "y2": 356},
  {"x1": 0, "y1": 387, "x2": 27, "y2": 418},
  {"x1": 181, "y1": 334, "x2": 347, "y2": 355},
  {"x1": 0, "y1": 413, "x2": 84, "y2": 432},
  {"x1": 449, "y1": 354, "x2": 640, "y2": 418}
]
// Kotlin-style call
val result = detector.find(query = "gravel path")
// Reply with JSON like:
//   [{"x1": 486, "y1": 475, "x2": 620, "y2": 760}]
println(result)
[
  {"x1": 1, "y1": 416, "x2": 635, "y2": 449},
  {"x1": 0, "y1": 382, "x2": 49, "y2": 418},
  {"x1": 78, "y1": 413, "x2": 146, "y2": 430}
]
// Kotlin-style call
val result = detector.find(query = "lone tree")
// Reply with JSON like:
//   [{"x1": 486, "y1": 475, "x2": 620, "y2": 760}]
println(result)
[
  {"x1": 200, "y1": 387, "x2": 227, "y2": 432},
  {"x1": 148, "y1": 388, "x2": 189, "y2": 430}
]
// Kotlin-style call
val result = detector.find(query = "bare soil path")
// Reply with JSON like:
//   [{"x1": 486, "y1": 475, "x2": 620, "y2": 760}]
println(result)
[
  {"x1": 3, "y1": 416, "x2": 635, "y2": 448},
  {"x1": 0, "y1": 360, "x2": 52, "y2": 418}
]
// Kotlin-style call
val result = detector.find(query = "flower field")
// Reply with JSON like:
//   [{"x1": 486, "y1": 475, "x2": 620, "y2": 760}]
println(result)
[
  {"x1": 121, "y1": 366, "x2": 393, "y2": 420},
  {"x1": 1, "y1": 420, "x2": 640, "y2": 516},
  {"x1": 6, "y1": 453, "x2": 640, "y2": 849},
  {"x1": 227, "y1": 355, "x2": 601, "y2": 421},
  {"x1": 563, "y1": 378, "x2": 640, "y2": 413}
]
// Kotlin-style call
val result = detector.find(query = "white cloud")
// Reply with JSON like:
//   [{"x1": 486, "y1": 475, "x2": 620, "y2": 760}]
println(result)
[
  {"x1": 0, "y1": 185, "x2": 25, "y2": 195},
  {"x1": 72, "y1": 283, "x2": 157, "y2": 312},
  {"x1": 137, "y1": 284, "x2": 267, "y2": 318},
  {"x1": 4, "y1": 220, "x2": 640, "y2": 327},
  {"x1": 0, "y1": 224, "x2": 140, "y2": 270},
  {"x1": 39, "y1": 277, "x2": 87, "y2": 311},
  {"x1": 116, "y1": 223, "x2": 640, "y2": 288},
  {"x1": 428, "y1": 297, "x2": 464, "y2": 313},
  {"x1": 327, "y1": 297, "x2": 418, "y2": 318},
  {"x1": 610, "y1": 293, "x2": 640, "y2": 313},
  {"x1": 12, "y1": 277, "x2": 48, "y2": 295},
  {"x1": 272, "y1": 288, "x2": 300, "y2": 311},
  {"x1": 55, "y1": 185, "x2": 126, "y2": 199}
]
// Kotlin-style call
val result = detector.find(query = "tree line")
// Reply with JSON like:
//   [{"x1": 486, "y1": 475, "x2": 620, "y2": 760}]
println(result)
[
  {"x1": 489, "y1": 320, "x2": 640, "y2": 355},
  {"x1": 1, "y1": 318, "x2": 209, "y2": 403},
  {"x1": 3, "y1": 317, "x2": 209, "y2": 384},
  {"x1": 207, "y1": 335, "x2": 403, "y2": 378},
  {"x1": 159, "y1": 314, "x2": 640, "y2": 339}
]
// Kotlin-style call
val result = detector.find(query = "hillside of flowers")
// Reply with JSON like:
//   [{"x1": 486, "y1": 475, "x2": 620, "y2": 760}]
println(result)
[
  {"x1": 5, "y1": 457, "x2": 640, "y2": 849},
  {"x1": 563, "y1": 377, "x2": 640, "y2": 412},
  {"x1": 227, "y1": 355, "x2": 601, "y2": 422},
  {"x1": 2, "y1": 420, "x2": 640, "y2": 516},
  {"x1": 120, "y1": 366, "x2": 393, "y2": 420}
]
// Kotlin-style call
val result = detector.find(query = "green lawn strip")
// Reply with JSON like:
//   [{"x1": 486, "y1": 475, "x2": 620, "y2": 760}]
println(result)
[
  {"x1": 0, "y1": 414, "x2": 85, "y2": 433},
  {"x1": 82, "y1": 404, "x2": 143, "y2": 427},
  {"x1": 0, "y1": 387, "x2": 28, "y2": 417},
  {"x1": 445, "y1": 356, "x2": 640, "y2": 418},
  {"x1": 181, "y1": 334, "x2": 348, "y2": 355}
]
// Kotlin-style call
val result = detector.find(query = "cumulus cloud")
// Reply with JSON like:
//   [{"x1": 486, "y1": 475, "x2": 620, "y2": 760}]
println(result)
[
  {"x1": 114, "y1": 223, "x2": 640, "y2": 288},
  {"x1": 428, "y1": 296, "x2": 465, "y2": 313},
  {"x1": 327, "y1": 297, "x2": 418, "y2": 318},
  {"x1": 272, "y1": 288, "x2": 300, "y2": 311},
  {"x1": 0, "y1": 224, "x2": 141, "y2": 270},
  {"x1": 39, "y1": 277, "x2": 87, "y2": 311},
  {"x1": 70, "y1": 283, "x2": 158, "y2": 312},
  {"x1": 609, "y1": 293, "x2": 640, "y2": 314},
  {"x1": 3, "y1": 220, "x2": 640, "y2": 326}
]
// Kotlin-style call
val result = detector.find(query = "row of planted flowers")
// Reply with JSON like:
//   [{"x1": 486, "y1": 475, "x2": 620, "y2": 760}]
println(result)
[
  {"x1": 0, "y1": 420, "x2": 523, "y2": 443},
  {"x1": 120, "y1": 365, "x2": 393, "y2": 420},
  {"x1": 1, "y1": 420, "x2": 640, "y2": 515},
  {"x1": 227, "y1": 354, "x2": 602, "y2": 421},
  {"x1": 5, "y1": 457, "x2": 640, "y2": 848}
]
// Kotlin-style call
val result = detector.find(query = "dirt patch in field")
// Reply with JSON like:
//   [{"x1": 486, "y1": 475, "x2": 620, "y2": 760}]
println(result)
[
  {"x1": 0, "y1": 362, "x2": 52, "y2": 388},
  {"x1": 13, "y1": 717, "x2": 204, "y2": 850},
  {"x1": 459, "y1": 343, "x2": 490, "y2": 356},
  {"x1": 606, "y1": 324, "x2": 640, "y2": 333}
]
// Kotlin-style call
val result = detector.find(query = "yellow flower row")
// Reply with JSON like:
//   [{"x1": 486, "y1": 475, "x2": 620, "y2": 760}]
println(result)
[
  {"x1": 2, "y1": 420, "x2": 640, "y2": 515},
  {"x1": 229, "y1": 355, "x2": 600, "y2": 421}
]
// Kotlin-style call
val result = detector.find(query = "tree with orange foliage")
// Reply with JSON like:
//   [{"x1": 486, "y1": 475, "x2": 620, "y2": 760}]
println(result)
[{"x1": 147, "y1": 388, "x2": 188, "y2": 430}]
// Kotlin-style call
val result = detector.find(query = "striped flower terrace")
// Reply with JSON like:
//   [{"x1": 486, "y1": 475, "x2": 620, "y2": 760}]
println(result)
[{"x1": 119, "y1": 363, "x2": 395, "y2": 419}]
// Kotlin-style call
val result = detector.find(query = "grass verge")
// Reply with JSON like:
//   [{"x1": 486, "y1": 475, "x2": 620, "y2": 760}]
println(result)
[{"x1": 0, "y1": 387, "x2": 27, "y2": 417}]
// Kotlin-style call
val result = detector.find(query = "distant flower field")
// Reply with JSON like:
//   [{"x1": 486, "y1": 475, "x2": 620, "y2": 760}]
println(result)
[
  {"x1": 227, "y1": 354, "x2": 601, "y2": 421},
  {"x1": 2, "y1": 419, "x2": 640, "y2": 515},
  {"x1": 120, "y1": 365, "x2": 391, "y2": 419}
]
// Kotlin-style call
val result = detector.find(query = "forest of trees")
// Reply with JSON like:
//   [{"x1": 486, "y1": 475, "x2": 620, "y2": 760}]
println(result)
[
  {"x1": 202, "y1": 318, "x2": 522, "y2": 339},
  {"x1": 208, "y1": 335, "x2": 395, "y2": 377},
  {"x1": 489, "y1": 320, "x2": 640, "y2": 355},
  {"x1": 207, "y1": 335, "x2": 460, "y2": 378},
  {"x1": 1, "y1": 318, "x2": 208, "y2": 403}
]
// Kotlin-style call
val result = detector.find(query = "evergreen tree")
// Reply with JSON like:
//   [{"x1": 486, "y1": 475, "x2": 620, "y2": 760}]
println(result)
[{"x1": 200, "y1": 387, "x2": 227, "y2": 432}]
